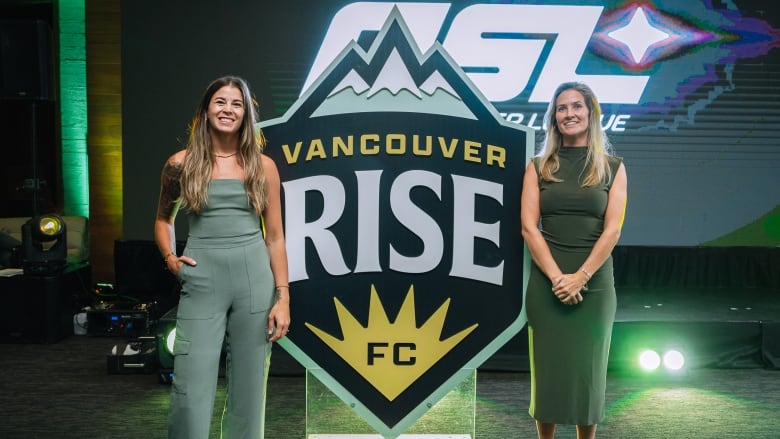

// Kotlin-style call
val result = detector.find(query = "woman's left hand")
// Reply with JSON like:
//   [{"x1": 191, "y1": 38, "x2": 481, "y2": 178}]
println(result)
[{"x1": 266, "y1": 299, "x2": 291, "y2": 342}]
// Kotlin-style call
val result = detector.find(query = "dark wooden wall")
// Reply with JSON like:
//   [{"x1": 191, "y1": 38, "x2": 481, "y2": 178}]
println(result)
[{"x1": 86, "y1": 0, "x2": 122, "y2": 282}]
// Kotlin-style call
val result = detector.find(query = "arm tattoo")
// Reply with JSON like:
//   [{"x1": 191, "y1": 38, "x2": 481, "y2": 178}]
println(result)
[{"x1": 157, "y1": 160, "x2": 183, "y2": 220}]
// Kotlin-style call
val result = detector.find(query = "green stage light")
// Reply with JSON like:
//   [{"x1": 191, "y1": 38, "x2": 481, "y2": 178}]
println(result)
[
  {"x1": 165, "y1": 328, "x2": 176, "y2": 354},
  {"x1": 639, "y1": 350, "x2": 661, "y2": 371},
  {"x1": 156, "y1": 305, "x2": 177, "y2": 384},
  {"x1": 663, "y1": 350, "x2": 685, "y2": 371}
]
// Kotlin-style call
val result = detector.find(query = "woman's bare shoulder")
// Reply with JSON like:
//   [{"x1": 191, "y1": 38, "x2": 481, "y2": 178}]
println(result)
[
  {"x1": 163, "y1": 149, "x2": 187, "y2": 169},
  {"x1": 261, "y1": 153, "x2": 279, "y2": 169}
]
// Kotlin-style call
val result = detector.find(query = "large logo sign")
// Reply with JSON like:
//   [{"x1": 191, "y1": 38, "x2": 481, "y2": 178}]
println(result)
[
  {"x1": 303, "y1": 2, "x2": 780, "y2": 134},
  {"x1": 261, "y1": 8, "x2": 533, "y2": 436}
]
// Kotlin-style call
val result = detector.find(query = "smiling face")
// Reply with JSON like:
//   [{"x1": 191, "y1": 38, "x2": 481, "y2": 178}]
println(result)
[
  {"x1": 206, "y1": 85, "x2": 245, "y2": 136},
  {"x1": 554, "y1": 88, "x2": 590, "y2": 146}
]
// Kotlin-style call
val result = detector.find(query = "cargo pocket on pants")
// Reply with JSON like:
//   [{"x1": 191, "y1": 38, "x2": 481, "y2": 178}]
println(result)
[{"x1": 170, "y1": 338, "x2": 191, "y2": 394}]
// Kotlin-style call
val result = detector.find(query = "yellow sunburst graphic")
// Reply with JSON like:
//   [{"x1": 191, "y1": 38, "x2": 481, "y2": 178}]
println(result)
[{"x1": 305, "y1": 284, "x2": 478, "y2": 401}]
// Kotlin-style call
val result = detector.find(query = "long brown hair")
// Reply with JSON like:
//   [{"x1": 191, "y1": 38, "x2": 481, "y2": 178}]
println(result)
[
  {"x1": 538, "y1": 81, "x2": 613, "y2": 187},
  {"x1": 179, "y1": 76, "x2": 267, "y2": 214}
]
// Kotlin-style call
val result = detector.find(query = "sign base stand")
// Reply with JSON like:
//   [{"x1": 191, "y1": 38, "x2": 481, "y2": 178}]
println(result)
[{"x1": 305, "y1": 368, "x2": 476, "y2": 439}]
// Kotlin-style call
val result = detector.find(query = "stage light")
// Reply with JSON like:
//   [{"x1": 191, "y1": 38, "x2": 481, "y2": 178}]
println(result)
[
  {"x1": 38, "y1": 215, "x2": 63, "y2": 236},
  {"x1": 21, "y1": 214, "x2": 68, "y2": 276},
  {"x1": 156, "y1": 306, "x2": 178, "y2": 384},
  {"x1": 639, "y1": 350, "x2": 661, "y2": 371},
  {"x1": 663, "y1": 350, "x2": 685, "y2": 371},
  {"x1": 165, "y1": 328, "x2": 176, "y2": 354}
]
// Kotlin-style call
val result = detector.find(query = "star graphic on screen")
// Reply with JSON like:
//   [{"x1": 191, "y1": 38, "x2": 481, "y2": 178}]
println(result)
[{"x1": 608, "y1": 7, "x2": 670, "y2": 64}]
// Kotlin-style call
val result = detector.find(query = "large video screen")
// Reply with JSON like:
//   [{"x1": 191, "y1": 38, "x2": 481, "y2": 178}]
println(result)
[{"x1": 122, "y1": 0, "x2": 780, "y2": 246}]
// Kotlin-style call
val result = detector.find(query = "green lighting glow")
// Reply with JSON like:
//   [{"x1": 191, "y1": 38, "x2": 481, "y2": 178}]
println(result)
[
  {"x1": 607, "y1": 387, "x2": 780, "y2": 436},
  {"x1": 58, "y1": 0, "x2": 89, "y2": 217}
]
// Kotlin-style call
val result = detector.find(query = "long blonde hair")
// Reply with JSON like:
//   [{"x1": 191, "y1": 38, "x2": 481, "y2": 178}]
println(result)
[
  {"x1": 179, "y1": 76, "x2": 267, "y2": 215},
  {"x1": 537, "y1": 82, "x2": 613, "y2": 187}
]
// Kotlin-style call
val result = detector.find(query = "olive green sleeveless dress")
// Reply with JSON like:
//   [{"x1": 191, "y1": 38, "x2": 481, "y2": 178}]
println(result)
[{"x1": 526, "y1": 147, "x2": 622, "y2": 425}]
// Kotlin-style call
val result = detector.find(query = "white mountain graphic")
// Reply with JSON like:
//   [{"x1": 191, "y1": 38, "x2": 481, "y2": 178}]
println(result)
[
  {"x1": 368, "y1": 48, "x2": 421, "y2": 97},
  {"x1": 419, "y1": 71, "x2": 457, "y2": 97},
  {"x1": 331, "y1": 70, "x2": 370, "y2": 95},
  {"x1": 311, "y1": 47, "x2": 475, "y2": 119}
]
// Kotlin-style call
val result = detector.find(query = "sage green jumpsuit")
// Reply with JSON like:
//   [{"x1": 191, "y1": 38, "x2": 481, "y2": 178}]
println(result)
[
  {"x1": 527, "y1": 147, "x2": 622, "y2": 425},
  {"x1": 168, "y1": 179, "x2": 275, "y2": 438}
]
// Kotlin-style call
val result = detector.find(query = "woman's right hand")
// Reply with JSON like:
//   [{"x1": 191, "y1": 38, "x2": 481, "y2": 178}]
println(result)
[
  {"x1": 552, "y1": 274, "x2": 584, "y2": 305},
  {"x1": 167, "y1": 255, "x2": 197, "y2": 276}
]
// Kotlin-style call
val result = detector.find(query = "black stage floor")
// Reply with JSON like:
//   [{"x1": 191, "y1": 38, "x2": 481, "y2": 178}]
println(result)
[
  {"x1": 481, "y1": 285, "x2": 780, "y2": 373},
  {"x1": 616, "y1": 286, "x2": 780, "y2": 322},
  {"x1": 610, "y1": 286, "x2": 780, "y2": 371}
]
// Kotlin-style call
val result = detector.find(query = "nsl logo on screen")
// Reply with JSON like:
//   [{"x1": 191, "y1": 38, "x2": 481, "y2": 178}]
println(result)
[{"x1": 306, "y1": 2, "x2": 654, "y2": 133}]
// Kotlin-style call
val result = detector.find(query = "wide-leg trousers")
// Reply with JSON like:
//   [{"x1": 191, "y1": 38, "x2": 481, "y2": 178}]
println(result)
[{"x1": 168, "y1": 236, "x2": 274, "y2": 439}]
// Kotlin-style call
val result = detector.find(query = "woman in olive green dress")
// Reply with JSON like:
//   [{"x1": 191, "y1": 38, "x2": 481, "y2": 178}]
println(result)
[{"x1": 521, "y1": 82, "x2": 628, "y2": 439}]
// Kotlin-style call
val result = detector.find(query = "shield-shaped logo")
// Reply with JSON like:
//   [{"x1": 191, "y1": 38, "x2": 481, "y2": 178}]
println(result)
[{"x1": 261, "y1": 8, "x2": 532, "y2": 437}]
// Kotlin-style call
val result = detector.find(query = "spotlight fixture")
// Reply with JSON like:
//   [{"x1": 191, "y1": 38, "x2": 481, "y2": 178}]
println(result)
[
  {"x1": 663, "y1": 350, "x2": 686, "y2": 371},
  {"x1": 165, "y1": 327, "x2": 176, "y2": 354},
  {"x1": 637, "y1": 348, "x2": 687, "y2": 373},
  {"x1": 639, "y1": 349, "x2": 661, "y2": 371},
  {"x1": 21, "y1": 214, "x2": 67, "y2": 276},
  {"x1": 156, "y1": 307, "x2": 178, "y2": 384}
]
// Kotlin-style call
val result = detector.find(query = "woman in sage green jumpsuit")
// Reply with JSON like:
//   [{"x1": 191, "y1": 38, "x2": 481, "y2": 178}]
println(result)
[
  {"x1": 521, "y1": 82, "x2": 628, "y2": 439},
  {"x1": 154, "y1": 76, "x2": 290, "y2": 439}
]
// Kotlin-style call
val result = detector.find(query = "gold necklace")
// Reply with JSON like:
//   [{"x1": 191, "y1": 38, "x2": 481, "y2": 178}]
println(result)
[{"x1": 214, "y1": 151, "x2": 238, "y2": 158}]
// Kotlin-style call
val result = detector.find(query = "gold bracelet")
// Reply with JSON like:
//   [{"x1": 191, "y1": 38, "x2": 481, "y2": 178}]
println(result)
[
  {"x1": 579, "y1": 267, "x2": 592, "y2": 280},
  {"x1": 275, "y1": 285, "x2": 289, "y2": 289},
  {"x1": 163, "y1": 251, "x2": 176, "y2": 262}
]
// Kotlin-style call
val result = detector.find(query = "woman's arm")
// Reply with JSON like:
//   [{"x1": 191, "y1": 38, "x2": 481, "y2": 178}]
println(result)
[
  {"x1": 577, "y1": 162, "x2": 627, "y2": 280},
  {"x1": 262, "y1": 154, "x2": 291, "y2": 342},
  {"x1": 520, "y1": 161, "x2": 566, "y2": 285},
  {"x1": 154, "y1": 151, "x2": 190, "y2": 274},
  {"x1": 520, "y1": 161, "x2": 584, "y2": 303}
]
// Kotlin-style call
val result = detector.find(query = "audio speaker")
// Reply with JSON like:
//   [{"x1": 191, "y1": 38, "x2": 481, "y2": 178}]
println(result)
[{"x1": 0, "y1": 19, "x2": 52, "y2": 100}]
